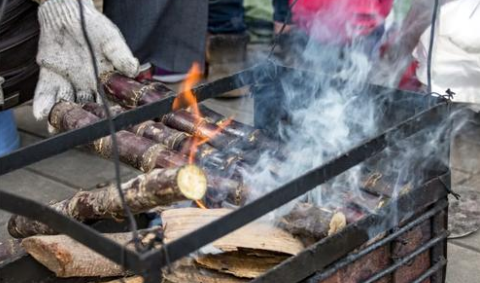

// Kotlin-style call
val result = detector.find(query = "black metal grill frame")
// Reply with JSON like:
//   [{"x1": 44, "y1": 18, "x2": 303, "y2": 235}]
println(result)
[{"x1": 0, "y1": 61, "x2": 451, "y2": 283}]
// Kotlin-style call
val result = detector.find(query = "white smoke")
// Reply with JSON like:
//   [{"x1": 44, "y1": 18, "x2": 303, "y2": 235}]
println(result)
[{"x1": 240, "y1": 1, "x2": 474, "y2": 220}]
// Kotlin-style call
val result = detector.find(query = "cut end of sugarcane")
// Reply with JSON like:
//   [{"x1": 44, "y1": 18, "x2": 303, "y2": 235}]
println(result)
[
  {"x1": 177, "y1": 165, "x2": 208, "y2": 201},
  {"x1": 328, "y1": 212, "x2": 347, "y2": 236}
]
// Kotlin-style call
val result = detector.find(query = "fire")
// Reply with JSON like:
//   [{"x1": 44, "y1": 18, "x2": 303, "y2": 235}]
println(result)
[
  {"x1": 195, "y1": 200, "x2": 207, "y2": 209},
  {"x1": 173, "y1": 63, "x2": 234, "y2": 209}
]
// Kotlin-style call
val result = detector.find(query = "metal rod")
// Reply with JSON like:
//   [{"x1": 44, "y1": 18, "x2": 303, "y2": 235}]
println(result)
[
  {"x1": 411, "y1": 257, "x2": 447, "y2": 283},
  {"x1": 305, "y1": 200, "x2": 448, "y2": 283},
  {"x1": 363, "y1": 232, "x2": 449, "y2": 283}
]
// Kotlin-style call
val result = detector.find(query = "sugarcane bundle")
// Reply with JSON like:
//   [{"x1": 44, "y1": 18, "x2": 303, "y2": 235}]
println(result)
[
  {"x1": 50, "y1": 102, "x2": 188, "y2": 171},
  {"x1": 81, "y1": 102, "x2": 244, "y2": 173},
  {"x1": 8, "y1": 166, "x2": 207, "y2": 238},
  {"x1": 50, "y1": 102, "x2": 249, "y2": 206}
]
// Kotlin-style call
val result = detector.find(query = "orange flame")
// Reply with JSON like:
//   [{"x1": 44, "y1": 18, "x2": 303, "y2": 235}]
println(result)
[
  {"x1": 195, "y1": 200, "x2": 207, "y2": 209},
  {"x1": 173, "y1": 63, "x2": 235, "y2": 210}
]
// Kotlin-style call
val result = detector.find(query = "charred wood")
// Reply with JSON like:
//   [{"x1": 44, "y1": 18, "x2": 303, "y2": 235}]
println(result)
[{"x1": 279, "y1": 203, "x2": 346, "y2": 246}]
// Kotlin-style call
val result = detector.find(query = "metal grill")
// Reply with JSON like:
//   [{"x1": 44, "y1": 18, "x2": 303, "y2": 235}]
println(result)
[{"x1": 0, "y1": 61, "x2": 452, "y2": 283}]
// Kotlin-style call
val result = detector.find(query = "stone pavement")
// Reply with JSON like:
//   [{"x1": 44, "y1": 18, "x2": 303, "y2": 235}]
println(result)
[{"x1": 1, "y1": 90, "x2": 480, "y2": 282}]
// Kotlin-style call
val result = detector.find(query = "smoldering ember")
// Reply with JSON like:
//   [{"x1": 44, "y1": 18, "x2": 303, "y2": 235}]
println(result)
[{"x1": 1, "y1": 1, "x2": 480, "y2": 283}]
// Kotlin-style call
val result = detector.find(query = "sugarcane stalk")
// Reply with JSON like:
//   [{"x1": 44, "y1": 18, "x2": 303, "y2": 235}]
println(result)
[
  {"x1": 81, "y1": 102, "x2": 125, "y2": 118},
  {"x1": 101, "y1": 72, "x2": 174, "y2": 108},
  {"x1": 8, "y1": 165, "x2": 207, "y2": 238},
  {"x1": 50, "y1": 102, "x2": 188, "y2": 172},
  {"x1": 164, "y1": 109, "x2": 284, "y2": 164},
  {"x1": 198, "y1": 105, "x2": 259, "y2": 139},
  {"x1": 162, "y1": 109, "x2": 240, "y2": 150}
]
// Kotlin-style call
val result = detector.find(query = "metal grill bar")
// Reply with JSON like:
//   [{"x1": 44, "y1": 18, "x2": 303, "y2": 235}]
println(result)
[
  {"x1": 411, "y1": 257, "x2": 447, "y2": 283},
  {"x1": 305, "y1": 200, "x2": 448, "y2": 283},
  {"x1": 363, "y1": 232, "x2": 449, "y2": 283}
]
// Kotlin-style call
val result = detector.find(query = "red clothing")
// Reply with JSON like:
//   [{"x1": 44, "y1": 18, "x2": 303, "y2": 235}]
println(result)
[{"x1": 290, "y1": 0, "x2": 393, "y2": 43}]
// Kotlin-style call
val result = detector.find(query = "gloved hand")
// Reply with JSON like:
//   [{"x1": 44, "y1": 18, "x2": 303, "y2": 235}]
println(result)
[{"x1": 33, "y1": 0, "x2": 139, "y2": 120}]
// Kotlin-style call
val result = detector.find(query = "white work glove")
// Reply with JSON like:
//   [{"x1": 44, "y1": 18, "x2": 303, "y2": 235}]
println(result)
[
  {"x1": 33, "y1": 0, "x2": 139, "y2": 120},
  {"x1": 413, "y1": 0, "x2": 480, "y2": 104}
]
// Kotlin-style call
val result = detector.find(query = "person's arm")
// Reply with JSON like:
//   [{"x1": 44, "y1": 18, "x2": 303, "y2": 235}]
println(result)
[
  {"x1": 385, "y1": 0, "x2": 456, "y2": 62},
  {"x1": 29, "y1": 0, "x2": 138, "y2": 120}
]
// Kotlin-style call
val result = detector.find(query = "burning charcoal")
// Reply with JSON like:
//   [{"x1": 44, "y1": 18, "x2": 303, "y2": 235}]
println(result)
[
  {"x1": 101, "y1": 72, "x2": 173, "y2": 108},
  {"x1": 8, "y1": 166, "x2": 207, "y2": 238}
]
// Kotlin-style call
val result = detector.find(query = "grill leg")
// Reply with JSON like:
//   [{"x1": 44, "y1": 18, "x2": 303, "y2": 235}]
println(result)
[{"x1": 430, "y1": 205, "x2": 448, "y2": 283}]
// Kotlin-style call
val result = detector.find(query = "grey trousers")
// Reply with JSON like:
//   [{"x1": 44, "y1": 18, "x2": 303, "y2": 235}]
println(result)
[{"x1": 103, "y1": 0, "x2": 208, "y2": 73}]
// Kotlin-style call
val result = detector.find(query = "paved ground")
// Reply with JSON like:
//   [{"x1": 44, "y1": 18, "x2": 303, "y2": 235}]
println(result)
[{"x1": 1, "y1": 47, "x2": 479, "y2": 281}]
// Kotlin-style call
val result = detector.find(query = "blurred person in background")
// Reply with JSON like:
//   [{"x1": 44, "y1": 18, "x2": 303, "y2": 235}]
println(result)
[
  {"x1": 206, "y1": 0, "x2": 292, "y2": 97},
  {"x1": 104, "y1": 0, "x2": 208, "y2": 84}
]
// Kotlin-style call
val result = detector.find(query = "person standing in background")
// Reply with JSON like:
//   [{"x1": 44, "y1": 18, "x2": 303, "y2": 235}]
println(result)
[{"x1": 103, "y1": 0, "x2": 208, "y2": 83}]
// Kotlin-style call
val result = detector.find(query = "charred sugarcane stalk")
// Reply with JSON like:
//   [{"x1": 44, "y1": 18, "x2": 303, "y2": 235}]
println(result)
[
  {"x1": 8, "y1": 166, "x2": 207, "y2": 238},
  {"x1": 198, "y1": 105, "x2": 284, "y2": 153},
  {"x1": 162, "y1": 109, "x2": 241, "y2": 149},
  {"x1": 165, "y1": 109, "x2": 284, "y2": 163},
  {"x1": 198, "y1": 105, "x2": 263, "y2": 141},
  {"x1": 50, "y1": 102, "x2": 188, "y2": 171},
  {"x1": 101, "y1": 72, "x2": 174, "y2": 108}
]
